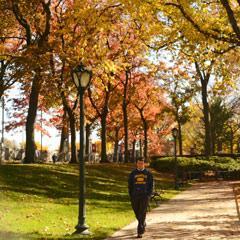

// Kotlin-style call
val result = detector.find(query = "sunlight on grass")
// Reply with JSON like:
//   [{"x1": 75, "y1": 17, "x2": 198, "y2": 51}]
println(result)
[{"x1": 0, "y1": 163, "x2": 180, "y2": 239}]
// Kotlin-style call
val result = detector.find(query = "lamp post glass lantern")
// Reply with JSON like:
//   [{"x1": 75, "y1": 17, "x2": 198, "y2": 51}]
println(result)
[
  {"x1": 172, "y1": 127, "x2": 178, "y2": 139},
  {"x1": 172, "y1": 127, "x2": 179, "y2": 190},
  {"x1": 73, "y1": 64, "x2": 92, "y2": 89},
  {"x1": 72, "y1": 64, "x2": 92, "y2": 235}
]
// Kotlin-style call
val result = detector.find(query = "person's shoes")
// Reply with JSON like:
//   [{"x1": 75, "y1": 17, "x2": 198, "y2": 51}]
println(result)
[
  {"x1": 137, "y1": 234, "x2": 142, "y2": 238},
  {"x1": 143, "y1": 222, "x2": 146, "y2": 232}
]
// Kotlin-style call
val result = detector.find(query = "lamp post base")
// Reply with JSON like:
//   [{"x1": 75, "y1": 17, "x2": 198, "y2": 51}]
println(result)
[{"x1": 73, "y1": 224, "x2": 90, "y2": 235}]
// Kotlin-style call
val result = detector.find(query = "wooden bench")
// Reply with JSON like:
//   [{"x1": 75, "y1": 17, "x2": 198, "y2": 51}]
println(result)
[
  {"x1": 233, "y1": 184, "x2": 240, "y2": 221},
  {"x1": 178, "y1": 171, "x2": 188, "y2": 186},
  {"x1": 215, "y1": 170, "x2": 232, "y2": 180},
  {"x1": 187, "y1": 170, "x2": 217, "y2": 181},
  {"x1": 147, "y1": 189, "x2": 164, "y2": 211},
  {"x1": 187, "y1": 171, "x2": 203, "y2": 180}
]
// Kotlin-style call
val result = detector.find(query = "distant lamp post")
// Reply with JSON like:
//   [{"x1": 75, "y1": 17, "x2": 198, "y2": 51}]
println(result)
[
  {"x1": 172, "y1": 127, "x2": 179, "y2": 190},
  {"x1": 72, "y1": 64, "x2": 92, "y2": 235}
]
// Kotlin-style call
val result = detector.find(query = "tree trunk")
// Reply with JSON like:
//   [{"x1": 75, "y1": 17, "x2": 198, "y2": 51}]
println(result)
[
  {"x1": 237, "y1": 138, "x2": 240, "y2": 153},
  {"x1": 85, "y1": 123, "x2": 91, "y2": 162},
  {"x1": 212, "y1": 134, "x2": 216, "y2": 155},
  {"x1": 195, "y1": 62, "x2": 213, "y2": 156},
  {"x1": 122, "y1": 70, "x2": 129, "y2": 163},
  {"x1": 113, "y1": 128, "x2": 119, "y2": 163},
  {"x1": 132, "y1": 140, "x2": 136, "y2": 163},
  {"x1": 212, "y1": 130, "x2": 216, "y2": 155},
  {"x1": 201, "y1": 80, "x2": 212, "y2": 156},
  {"x1": 100, "y1": 112, "x2": 108, "y2": 163},
  {"x1": 217, "y1": 140, "x2": 223, "y2": 153},
  {"x1": 210, "y1": 109, "x2": 216, "y2": 155},
  {"x1": 0, "y1": 61, "x2": 8, "y2": 99},
  {"x1": 24, "y1": 73, "x2": 41, "y2": 163},
  {"x1": 139, "y1": 138, "x2": 143, "y2": 158},
  {"x1": 138, "y1": 109, "x2": 148, "y2": 162},
  {"x1": 61, "y1": 91, "x2": 78, "y2": 164},
  {"x1": 59, "y1": 107, "x2": 68, "y2": 161},
  {"x1": 0, "y1": 97, "x2": 4, "y2": 165},
  {"x1": 123, "y1": 106, "x2": 129, "y2": 163},
  {"x1": 68, "y1": 111, "x2": 77, "y2": 163},
  {"x1": 143, "y1": 120, "x2": 148, "y2": 161},
  {"x1": 177, "y1": 121, "x2": 183, "y2": 156},
  {"x1": 230, "y1": 128, "x2": 234, "y2": 154}
]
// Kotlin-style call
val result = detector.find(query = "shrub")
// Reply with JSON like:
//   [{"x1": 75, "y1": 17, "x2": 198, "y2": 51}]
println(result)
[{"x1": 150, "y1": 156, "x2": 240, "y2": 178}]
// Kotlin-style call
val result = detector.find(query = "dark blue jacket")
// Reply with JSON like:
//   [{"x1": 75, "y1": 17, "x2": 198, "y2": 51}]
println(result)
[{"x1": 128, "y1": 168, "x2": 153, "y2": 198}]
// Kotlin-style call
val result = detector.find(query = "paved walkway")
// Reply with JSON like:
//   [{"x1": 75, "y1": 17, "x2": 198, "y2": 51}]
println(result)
[{"x1": 106, "y1": 181, "x2": 240, "y2": 240}]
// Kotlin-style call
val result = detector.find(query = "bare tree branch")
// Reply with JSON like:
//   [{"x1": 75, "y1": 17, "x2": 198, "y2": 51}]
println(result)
[
  {"x1": 220, "y1": 0, "x2": 240, "y2": 39},
  {"x1": 165, "y1": 2, "x2": 240, "y2": 45},
  {"x1": 98, "y1": 3, "x2": 122, "y2": 18},
  {"x1": 88, "y1": 88, "x2": 101, "y2": 116},
  {"x1": 41, "y1": 0, "x2": 51, "y2": 42},
  {"x1": 0, "y1": 36, "x2": 26, "y2": 41},
  {"x1": 11, "y1": 1, "x2": 32, "y2": 45}
]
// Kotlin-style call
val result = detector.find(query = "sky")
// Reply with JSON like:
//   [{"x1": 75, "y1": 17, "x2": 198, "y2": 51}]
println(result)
[
  {"x1": 2, "y1": 86, "x2": 99, "y2": 152},
  {"x1": 3, "y1": 49, "x2": 238, "y2": 152},
  {"x1": 0, "y1": 48, "x2": 174, "y2": 152}
]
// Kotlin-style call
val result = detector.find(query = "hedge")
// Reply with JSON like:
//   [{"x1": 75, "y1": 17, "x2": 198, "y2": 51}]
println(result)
[{"x1": 150, "y1": 156, "x2": 240, "y2": 180}]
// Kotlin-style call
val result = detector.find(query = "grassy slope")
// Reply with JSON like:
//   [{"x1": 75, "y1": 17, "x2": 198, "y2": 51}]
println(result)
[{"x1": 0, "y1": 163, "x2": 178, "y2": 240}]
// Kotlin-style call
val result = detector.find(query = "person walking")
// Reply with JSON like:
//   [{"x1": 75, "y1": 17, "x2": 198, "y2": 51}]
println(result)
[
  {"x1": 52, "y1": 153, "x2": 57, "y2": 164},
  {"x1": 128, "y1": 157, "x2": 153, "y2": 238}
]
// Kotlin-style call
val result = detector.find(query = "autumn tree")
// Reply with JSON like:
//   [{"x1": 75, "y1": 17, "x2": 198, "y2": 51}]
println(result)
[
  {"x1": 99, "y1": 17, "x2": 149, "y2": 163},
  {"x1": 131, "y1": 72, "x2": 166, "y2": 161},
  {"x1": 0, "y1": 60, "x2": 21, "y2": 99},
  {"x1": 158, "y1": 59, "x2": 195, "y2": 155},
  {"x1": 209, "y1": 73, "x2": 240, "y2": 154},
  {"x1": 88, "y1": 72, "x2": 118, "y2": 163},
  {"x1": 0, "y1": 1, "x2": 26, "y2": 98},
  {"x1": 128, "y1": 106, "x2": 143, "y2": 162},
  {"x1": 164, "y1": 0, "x2": 240, "y2": 46},
  {"x1": 85, "y1": 97, "x2": 98, "y2": 162},
  {"x1": 150, "y1": 111, "x2": 174, "y2": 155},
  {"x1": 106, "y1": 98, "x2": 123, "y2": 163},
  {"x1": 49, "y1": 106, "x2": 69, "y2": 159},
  {"x1": 0, "y1": 0, "x2": 53, "y2": 163},
  {"x1": 209, "y1": 97, "x2": 234, "y2": 153},
  {"x1": 49, "y1": 0, "x2": 129, "y2": 164}
]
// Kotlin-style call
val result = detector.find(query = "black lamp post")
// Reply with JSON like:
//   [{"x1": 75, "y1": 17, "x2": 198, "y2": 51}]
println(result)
[
  {"x1": 72, "y1": 64, "x2": 92, "y2": 234},
  {"x1": 172, "y1": 127, "x2": 179, "y2": 190}
]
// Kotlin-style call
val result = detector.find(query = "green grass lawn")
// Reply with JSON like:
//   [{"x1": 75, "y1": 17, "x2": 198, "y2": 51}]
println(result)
[{"x1": 0, "y1": 163, "x2": 179, "y2": 240}]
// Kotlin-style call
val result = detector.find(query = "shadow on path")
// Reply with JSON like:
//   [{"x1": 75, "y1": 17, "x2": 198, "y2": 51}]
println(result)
[{"x1": 106, "y1": 181, "x2": 240, "y2": 240}]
